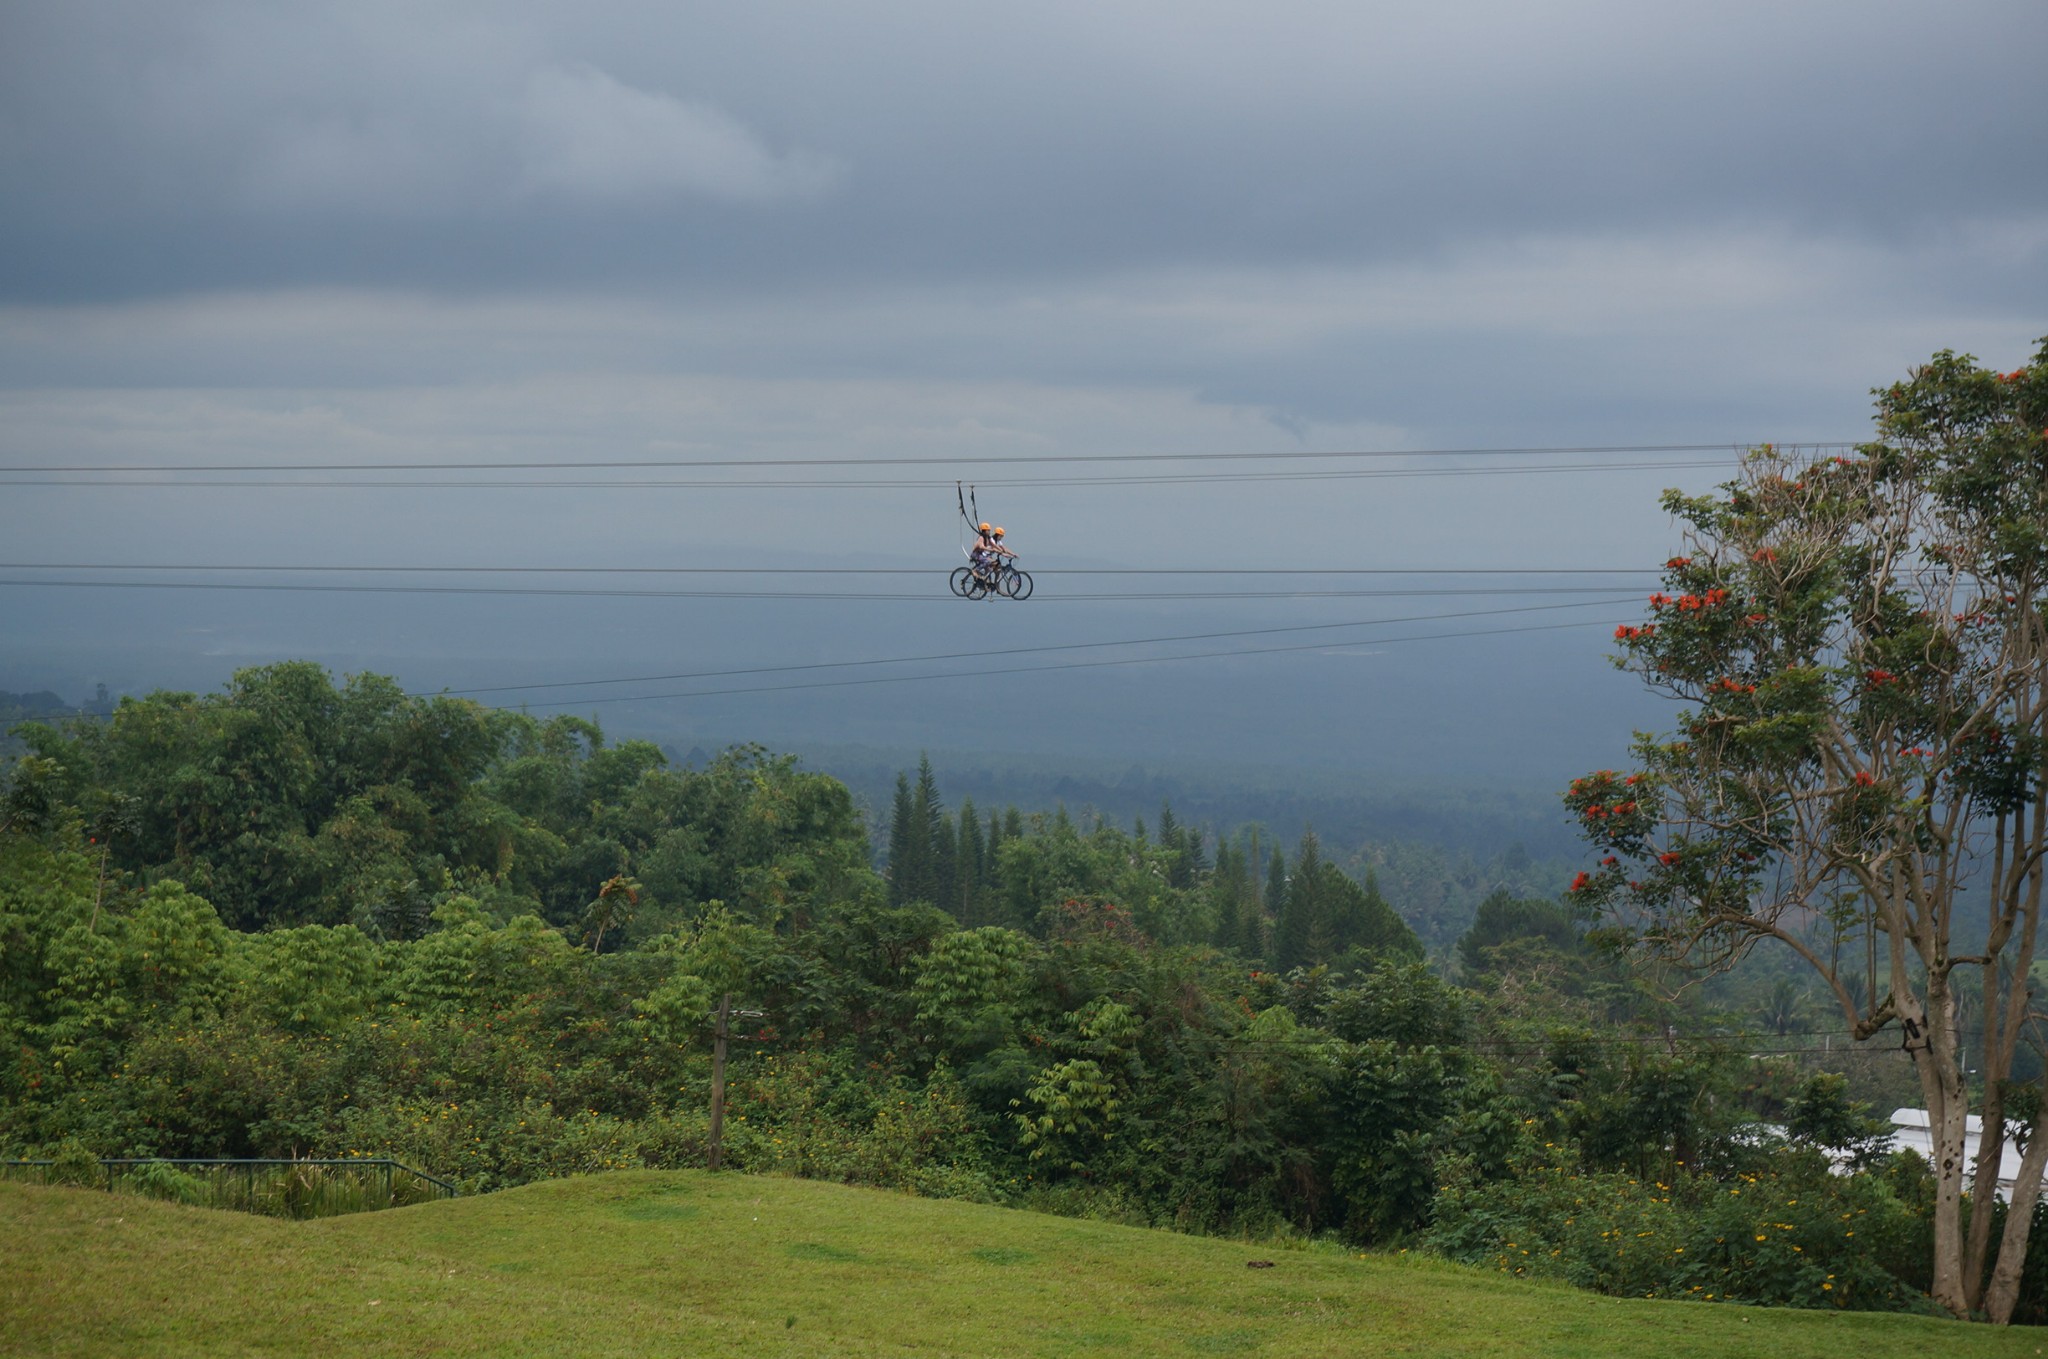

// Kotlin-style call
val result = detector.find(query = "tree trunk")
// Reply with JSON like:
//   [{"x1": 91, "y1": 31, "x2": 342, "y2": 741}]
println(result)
[
  {"x1": 1984, "y1": 1099, "x2": 2048, "y2": 1325},
  {"x1": 708, "y1": 992, "x2": 730, "y2": 1172},
  {"x1": 1963, "y1": 1078, "x2": 2006, "y2": 1313},
  {"x1": 1911, "y1": 980, "x2": 1974, "y2": 1318}
]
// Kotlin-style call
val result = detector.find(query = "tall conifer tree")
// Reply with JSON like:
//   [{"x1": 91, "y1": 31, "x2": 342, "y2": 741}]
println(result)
[
  {"x1": 912, "y1": 755, "x2": 951, "y2": 909},
  {"x1": 955, "y1": 797, "x2": 984, "y2": 924},
  {"x1": 1259, "y1": 845, "x2": 1287, "y2": 966},
  {"x1": 886, "y1": 772, "x2": 916, "y2": 906},
  {"x1": 1274, "y1": 832, "x2": 1322, "y2": 971}
]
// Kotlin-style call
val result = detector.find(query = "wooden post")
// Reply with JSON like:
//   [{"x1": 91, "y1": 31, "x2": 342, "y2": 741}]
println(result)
[{"x1": 708, "y1": 992, "x2": 731, "y2": 1171}]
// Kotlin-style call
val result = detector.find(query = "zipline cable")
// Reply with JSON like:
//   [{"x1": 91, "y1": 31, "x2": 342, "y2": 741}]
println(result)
[
  {"x1": 488, "y1": 612, "x2": 1637, "y2": 712},
  {"x1": 0, "y1": 442, "x2": 1861, "y2": 476},
  {"x1": 0, "y1": 578, "x2": 1645, "y2": 602},
  {"x1": 0, "y1": 562, "x2": 1663, "y2": 576},
  {"x1": 428, "y1": 597, "x2": 1641, "y2": 697},
  {"x1": 0, "y1": 460, "x2": 1744, "y2": 489}
]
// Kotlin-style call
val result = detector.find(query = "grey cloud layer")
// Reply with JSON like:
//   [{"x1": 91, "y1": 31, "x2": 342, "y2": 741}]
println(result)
[
  {"x1": 0, "y1": 2, "x2": 2040, "y2": 571},
  {"x1": 2, "y1": 2, "x2": 2042, "y2": 769},
  {"x1": 4, "y1": 0, "x2": 2044, "y2": 299}
]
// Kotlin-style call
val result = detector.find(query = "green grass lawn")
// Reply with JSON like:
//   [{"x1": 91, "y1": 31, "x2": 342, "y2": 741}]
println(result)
[{"x1": 4, "y1": 1172, "x2": 2043, "y2": 1358}]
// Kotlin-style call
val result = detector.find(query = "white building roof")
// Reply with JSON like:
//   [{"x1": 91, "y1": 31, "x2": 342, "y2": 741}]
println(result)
[{"x1": 1888, "y1": 1108, "x2": 2026, "y2": 1202}]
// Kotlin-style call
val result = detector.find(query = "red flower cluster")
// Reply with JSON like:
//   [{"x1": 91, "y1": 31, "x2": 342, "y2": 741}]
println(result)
[
  {"x1": 1744, "y1": 613, "x2": 1768, "y2": 625},
  {"x1": 1614, "y1": 624, "x2": 1658, "y2": 641},
  {"x1": 1582, "y1": 800, "x2": 1639, "y2": 820},
  {"x1": 1711, "y1": 677, "x2": 1758, "y2": 694},
  {"x1": 1666, "y1": 556, "x2": 1692, "y2": 570},
  {"x1": 1568, "y1": 871, "x2": 1591, "y2": 893},
  {"x1": 1751, "y1": 548, "x2": 1778, "y2": 564},
  {"x1": 1658, "y1": 851, "x2": 1682, "y2": 866},
  {"x1": 2000, "y1": 369, "x2": 2026, "y2": 382},
  {"x1": 1865, "y1": 669, "x2": 1897, "y2": 687},
  {"x1": 1901, "y1": 746, "x2": 1931, "y2": 757},
  {"x1": 1853, "y1": 771, "x2": 1877, "y2": 787},
  {"x1": 1651, "y1": 588, "x2": 1731, "y2": 614}
]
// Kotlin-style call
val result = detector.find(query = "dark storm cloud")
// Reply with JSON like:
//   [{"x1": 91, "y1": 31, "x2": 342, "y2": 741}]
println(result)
[
  {"x1": 4, "y1": 0, "x2": 2044, "y2": 788},
  {"x1": 0, "y1": 0, "x2": 2041, "y2": 607},
  {"x1": 2, "y1": 0, "x2": 2043, "y2": 300}
]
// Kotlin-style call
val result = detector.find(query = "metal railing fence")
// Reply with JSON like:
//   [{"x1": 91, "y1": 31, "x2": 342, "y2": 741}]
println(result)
[{"x1": 1, "y1": 1157, "x2": 458, "y2": 1218}]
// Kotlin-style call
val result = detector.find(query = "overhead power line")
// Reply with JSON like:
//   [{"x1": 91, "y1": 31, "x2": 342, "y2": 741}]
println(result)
[
  {"x1": 0, "y1": 563, "x2": 1659, "y2": 575},
  {"x1": 13, "y1": 601, "x2": 1647, "y2": 729},
  {"x1": 0, "y1": 578, "x2": 1644, "y2": 602},
  {"x1": 0, "y1": 460, "x2": 1743, "y2": 489},
  {"x1": 428, "y1": 597, "x2": 1638, "y2": 698},
  {"x1": 0, "y1": 443, "x2": 1857, "y2": 476},
  {"x1": 485, "y1": 612, "x2": 1637, "y2": 712}
]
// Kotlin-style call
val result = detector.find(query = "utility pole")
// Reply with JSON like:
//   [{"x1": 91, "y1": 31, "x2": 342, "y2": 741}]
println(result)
[
  {"x1": 706, "y1": 995, "x2": 767, "y2": 1172},
  {"x1": 708, "y1": 993, "x2": 731, "y2": 1171}
]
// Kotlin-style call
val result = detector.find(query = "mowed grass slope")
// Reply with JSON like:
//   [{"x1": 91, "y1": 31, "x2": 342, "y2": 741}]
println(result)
[{"x1": 4, "y1": 1173, "x2": 2043, "y2": 1359}]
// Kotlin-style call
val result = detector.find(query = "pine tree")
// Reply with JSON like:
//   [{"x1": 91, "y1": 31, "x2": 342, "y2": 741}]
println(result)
[
  {"x1": 1273, "y1": 831, "x2": 1322, "y2": 970},
  {"x1": 1259, "y1": 844, "x2": 1287, "y2": 966},
  {"x1": 956, "y1": 797, "x2": 985, "y2": 924},
  {"x1": 886, "y1": 772, "x2": 916, "y2": 906},
  {"x1": 1210, "y1": 840, "x2": 1246, "y2": 953},
  {"x1": 1182, "y1": 819, "x2": 1209, "y2": 879},
  {"x1": 907, "y1": 754, "x2": 947, "y2": 907},
  {"x1": 1157, "y1": 802, "x2": 1190, "y2": 888}
]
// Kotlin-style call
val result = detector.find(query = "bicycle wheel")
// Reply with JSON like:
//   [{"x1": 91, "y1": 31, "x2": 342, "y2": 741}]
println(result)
[
  {"x1": 964, "y1": 572, "x2": 992, "y2": 599},
  {"x1": 949, "y1": 567, "x2": 974, "y2": 598},
  {"x1": 1003, "y1": 569, "x2": 1033, "y2": 600}
]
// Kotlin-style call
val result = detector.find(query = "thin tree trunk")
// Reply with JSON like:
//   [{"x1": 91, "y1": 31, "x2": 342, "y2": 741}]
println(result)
[
  {"x1": 1984, "y1": 1100, "x2": 2048, "y2": 1325},
  {"x1": 708, "y1": 993, "x2": 730, "y2": 1172},
  {"x1": 1912, "y1": 979, "x2": 1973, "y2": 1318},
  {"x1": 1962, "y1": 1010, "x2": 2007, "y2": 1310}
]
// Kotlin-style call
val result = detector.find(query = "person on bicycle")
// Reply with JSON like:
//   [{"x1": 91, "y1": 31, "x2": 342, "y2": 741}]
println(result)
[{"x1": 971, "y1": 523, "x2": 1015, "y2": 583}]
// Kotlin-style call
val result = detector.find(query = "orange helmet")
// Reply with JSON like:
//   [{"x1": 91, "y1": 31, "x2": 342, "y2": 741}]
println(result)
[
  {"x1": 978, "y1": 522, "x2": 992, "y2": 533},
  {"x1": 992, "y1": 527, "x2": 1005, "y2": 537}
]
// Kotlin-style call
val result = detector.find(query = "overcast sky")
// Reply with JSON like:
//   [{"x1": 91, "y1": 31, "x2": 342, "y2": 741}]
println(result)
[{"x1": 1, "y1": 1, "x2": 2044, "y2": 777}]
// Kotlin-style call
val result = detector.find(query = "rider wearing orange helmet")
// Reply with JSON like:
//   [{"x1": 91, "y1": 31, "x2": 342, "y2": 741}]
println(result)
[{"x1": 971, "y1": 522, "x2": 1015, "y2": 582}]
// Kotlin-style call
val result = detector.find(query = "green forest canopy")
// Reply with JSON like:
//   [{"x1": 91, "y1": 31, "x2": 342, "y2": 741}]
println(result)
[{"x1": 1, "y1": 660, "x2": 2041, "y2": 1322}]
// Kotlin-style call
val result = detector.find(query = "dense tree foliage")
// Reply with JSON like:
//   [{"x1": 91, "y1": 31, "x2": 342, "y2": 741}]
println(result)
[
  {"x1": 1567, "y1": 342, "x2": 2048, "y2": 1321},
  {"x1": 4, "y1": 663, "x2": 2042, "y2": 1322}
]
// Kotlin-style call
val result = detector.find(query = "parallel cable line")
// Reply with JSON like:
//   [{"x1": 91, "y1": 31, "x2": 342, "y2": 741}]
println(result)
[
  {"x1": 0, "y1": 442, "x2": 1857, "y2": 476},
  {"x1": 0, "y1": 460, "x2": 1740, "y2": 488},
  {"x1": 0, "y1": 563, "x2": 1663, "y2": 575},
  {"x1": 0, "y1": 578, "x2": 1645, "y2": 602},
  {"x1": 429, "y1": 597, "x2": 1638, "y2": 697},
  {"x1": 490, "y1": 613, "x2": 1636, "y2": 711}
]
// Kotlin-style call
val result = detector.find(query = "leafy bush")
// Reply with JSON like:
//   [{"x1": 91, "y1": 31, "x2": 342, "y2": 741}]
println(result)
[
  {"x1": 1427, "y1": 1145, "x2": 1937, "y2": 1313},
  {"x1": 125, "y1": 1159, "x2": 206, "y2": 1204}
]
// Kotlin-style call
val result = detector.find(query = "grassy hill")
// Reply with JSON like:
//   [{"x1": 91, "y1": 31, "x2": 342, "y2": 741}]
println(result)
[{"x1": 3, "y1": 1172, "x2": 2040, "y2": 1358}]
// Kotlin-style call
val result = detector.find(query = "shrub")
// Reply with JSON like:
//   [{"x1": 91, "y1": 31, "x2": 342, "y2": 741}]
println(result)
[
  {"x1": 45, "y1": 1138, "x2": 105, "y2": 1189},
  {"x1": 125, "y1": 1159, "x2": 206, "y2": 1205},
  {"x1": 1426, "y1": 1148, "x2": 1936, "y2": 1313}
]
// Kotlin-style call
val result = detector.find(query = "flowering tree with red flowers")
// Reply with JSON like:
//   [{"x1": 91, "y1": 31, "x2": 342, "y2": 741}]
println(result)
[{"x1": 1566, "y1": 340, "x2": 2048, "y2": 1323}]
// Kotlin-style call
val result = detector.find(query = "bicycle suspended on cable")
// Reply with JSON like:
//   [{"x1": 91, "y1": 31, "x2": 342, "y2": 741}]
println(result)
[{"x1": 952, "y1": 482, "x2": 1033, "y2": 601}]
